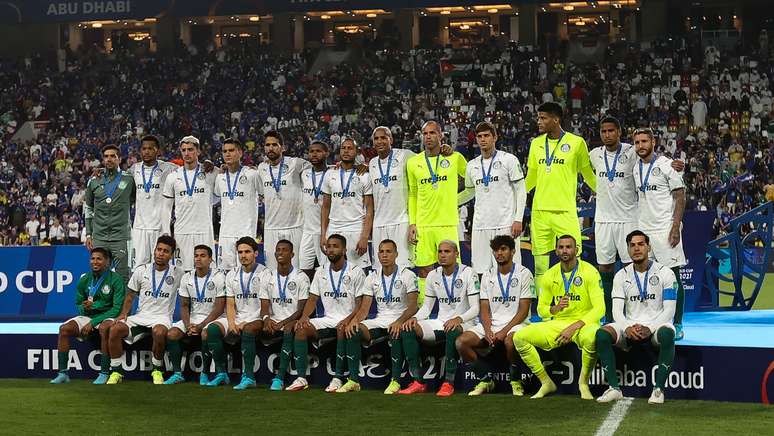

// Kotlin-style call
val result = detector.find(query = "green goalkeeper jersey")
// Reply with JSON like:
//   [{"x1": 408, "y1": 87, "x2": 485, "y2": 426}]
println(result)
[{"x1": 75, "y1": 270, "x2": 126, "y2": 325}]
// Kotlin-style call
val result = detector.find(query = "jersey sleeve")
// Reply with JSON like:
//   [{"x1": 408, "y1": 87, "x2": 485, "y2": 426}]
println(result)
[
  {"x1": 321, "y1": 172, "x2": 333, "y2": 195},
  {"x1": 407, "y1": 158, "x2": 418, "y2": 225},
  {"x1": 361, "y1": 173, "x2": 372, "y2": 195},
  {"x1": 296, "y1": 273, "x2": 310, "y2": 301},
  {"x1": 611, "y1": 270, "x2": 626, "y2": 301},
  {"x1": 464, "y1": 162, "x2": 475, "y2": 189},
  {"x1": 361, "y1": 274, "x2": 376, "y2": 297},
  {"x1": 162, "y1": 173, "x2": 175, "y2": 198},
  {"x1": 577, "y1": 138, "x2": 597, "y2": 192},
  {"x1": 403, "y1": 269, "x2": 418, "y2": 294},
  {"x1": 309, "y1": 269, "x2": 323, "y2": 296},
  {"x1": 520, "y1": 268, "x2": 536, "y2": 299},
  {"x1": 665, "y1": 160, "x2": 685, "y2": 191},
  {"x1": 179, "y1": 274, "x2": 191, "y2": 298},
  {"x1": 511, "y1": 154, "x2": 525, "y2": 181},
  {"x1": 525, "y1": 139, "x2": 538, "y2": 192},
  {"x1": 127, "y1": 267, "x2": 143, "y2": 294},
  {"x1": 75, "y1": 275, "x2": 88, "y2": 315},
  {"x1": 215, "y1": 273, "x2": 227, "y2": 298},
  {"x1": 258, "y1": 273, "x2": 271, "y2": 300},
  {"x1": 661, "y1": 267, "x2": 678, "y2": 301},
  {"x1": 353, "y1": 268, "x2": 368, "y2": 298},
  {"x1": 536, "y1": 272, "x2": 554, "y2": 320},
  {"x1": 580, "y1": 266, "x2": 605, "y2": 326},
  {"x1": 424, "y1": 271, "x2": 437, "y2": 299},
  {"x1": 465, "y1": 268, "x2": 480, "y2": 296},
  {"x1": 225, "y1": 272, "x2": 236, "y2": 297},
  {"x1": 456, "y1": 153, "x2": 468, "y2": 178}
]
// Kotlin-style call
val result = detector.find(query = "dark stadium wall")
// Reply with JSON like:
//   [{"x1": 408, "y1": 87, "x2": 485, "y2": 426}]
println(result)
[{"x1": 0, "y1": 23, "x2": 59, "y2": 57}]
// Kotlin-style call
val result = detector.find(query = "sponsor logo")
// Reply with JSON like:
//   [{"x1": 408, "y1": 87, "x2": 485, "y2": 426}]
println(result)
[
  {"x1": 573, "y1": 276, "x2": 583, "y2": 287},
  {"x1": 178, "y1": 187, "x2": 205, "y2": 196},
  {"x1": 560, "y1": 143, "x2": 571, "y2": 152},
  {"x1": 136, "y1": 183, "x2": 160, "y2": 190},
  {"x1": 419, "y1": 175, "x2": 448, "y2": 185},
  {"x1": 629, "y1": 293, "x2": 656, "y2": 302},
  {"x1": 221, "y1": 192, "x2": 245, "y2": 198},
  {"x1": 538, "y1": 157, "x2": 565, "y2": 165}
]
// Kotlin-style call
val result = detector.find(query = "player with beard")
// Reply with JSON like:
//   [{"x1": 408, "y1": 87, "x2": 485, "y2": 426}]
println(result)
[{"x1": 299, "y1": 140, "x2": 330, "y2": 280}]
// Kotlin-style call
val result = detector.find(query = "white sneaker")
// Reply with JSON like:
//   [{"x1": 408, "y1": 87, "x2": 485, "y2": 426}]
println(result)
[
  {"x1": 596, "y1": 387, "x2": 624, "y2": 403},
  {"x1": 285, "y1": 377, "x2": 309, "y2": 391},
  {"x1": 325, "y1": 378, "x2": 343, "y2": 393},
  {"x1": 648, "y1": 387, "x2": 664, "y2": 404}
]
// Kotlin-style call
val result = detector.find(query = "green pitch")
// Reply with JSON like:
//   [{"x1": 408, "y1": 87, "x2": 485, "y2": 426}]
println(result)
[{"x1": 3, "y1": 380, "x2": 771, "y2": 435}]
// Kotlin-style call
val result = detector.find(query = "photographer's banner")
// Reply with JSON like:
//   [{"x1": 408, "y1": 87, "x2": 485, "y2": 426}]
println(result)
[{"x1": 0, "y1": 246, "x2": 90, "y2": 321}]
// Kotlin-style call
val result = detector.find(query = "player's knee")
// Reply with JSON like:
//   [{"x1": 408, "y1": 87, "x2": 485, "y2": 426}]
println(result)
[
  {"x1": 206, "y1": 323, "x2": 222, "y2": 338},
  {"x1": 109, "y1": 324, "x2": 127, "y2": 339},
  {"x1": 657, "y1": 327, "x2": 675, "y2": 346},
  {"x1": 152, "y1": 325, "x2": 167, "y2": 338},
  {"x1": 512, "y1": 332, "x2": 528, "y2": 351},
  {"x1": 595, "y1": 328, "x2": 614, "y2": 347},
  {"x1": 504, "y1": 334, "x2": 515, "y2": 351},
  {"x1": 59, "y1": 323, "x2": 74, "y2": 336}
]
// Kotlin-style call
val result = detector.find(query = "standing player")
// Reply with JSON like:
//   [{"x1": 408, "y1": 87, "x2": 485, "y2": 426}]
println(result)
[
  {"x1": 525, "y1": 102, "x2": 596, "y2": 288},
  {"x1": 260, "y1": 240, "x2": 310, "y2": 391},
  {"x1": 205, "y1": 237, "x2": 268, "y2": 390},
  {"x1": 398, "y1": 241, "x2": 479, "y2": 396},
  {"x1": 84, "y1": 144, "x2": 135, "y2": 282},
  {"x1": 632, "y1": 128, "x2": 687, "y2": 339},
  {"x1": 258, "y1": 131, "x2": 310, "y2": 269},
  {"x1": 129, "y1": 135, "x2": 178, "y2": 268},
  {"x1": 299, "y1": 140, "x2": 330, "y2": 279},
  {"x1": 104, "y1": 235, "x2": 185, "y2": 384},
  {"x1": 513, "y1": 235, "x2": 604, "y2": 399},
  {"x1": 465, "y1": 122, "x2": 526, "y2": 276},
  {"x1": 285, "y1": 235, "x2": 368, "y2": 393},
  {"x1": 596, "y1": 231, "x2": 677, "y2": 404},
  {"x1": 354, "y1": 239, "x2": 419, "y2": 394},
  {"x1": 407, "y1": 121, "x2": 473, "y2": 301},
  {"x1": 162, "y1": 136, "x2": 218, "y2": 272},
  {"x1": 320, "y1": 137, "x2": 374, "y2": 268},
  {"x1": 50, "y1": 248, "x2": 125, "y2": 384},
  {"x1": 456, "y1": 235, "x2": 534, "y2": 396},
  {"x1": 216, "y1": 138, "x2": 262, "y2": 270},
  {"x1": 163, "y1": 245, "x2": 226, "y2": 385}
]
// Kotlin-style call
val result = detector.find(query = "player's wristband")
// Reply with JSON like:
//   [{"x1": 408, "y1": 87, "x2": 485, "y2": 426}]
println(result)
[{"x1": 262, "y1": 314, "x2": 270, "y2": 321}]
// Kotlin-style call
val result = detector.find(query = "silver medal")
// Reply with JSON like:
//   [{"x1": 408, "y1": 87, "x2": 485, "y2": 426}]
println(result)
[
  {"x1": 314, "y1": 198, "x2": 319, "y2": 204},
  {"x1": 608, "y1": 181, "x2": 615, "y2": 190},
  {"x1": 105, "y1": 197, "x2": 112, "y2": 204},
  {"x1": 228, "y1": 199, "x2": 235, "y2": 206},
  {"x1": 432, "y1": 183, "x2": 439, "y2": 190},
  {"x1": 483, "y1": 186, "x2": 490, "y2": 193},
  {"x1": 545, "y1": 167, "x2": 551, "y2": 174},
  {"x1": 145, "y1": 193, "x2": 151, "y2": 199},
  {"x1": 384, "y1": 186, "x2": 391, "y2": 193},
  {"x1": 504, "y1": 300, "x2": 510, "y2": 308},
  {"x1": 87, "y1": 296, "x2": 94, "y2": 302}
]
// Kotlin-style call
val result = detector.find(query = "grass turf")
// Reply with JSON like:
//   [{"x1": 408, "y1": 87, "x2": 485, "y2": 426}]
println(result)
[{"x1": 3, "y1": 379, "x2": 771, "y2": 435}]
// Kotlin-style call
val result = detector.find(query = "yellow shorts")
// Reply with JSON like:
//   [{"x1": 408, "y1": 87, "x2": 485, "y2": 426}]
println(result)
[
  {"x1": 514, "y1": 319, "x2": 598, "y2": 353},
  {"x1": 414, "y1": 225, "x2": 459, "y2": 267},
  {"x1": 531, "y1": 210, "x2": 582, "y2": 255}
]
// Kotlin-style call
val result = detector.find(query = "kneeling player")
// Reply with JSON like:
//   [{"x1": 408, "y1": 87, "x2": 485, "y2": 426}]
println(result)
[
  {"x1": 51, "y1": 248, "x2": 125, "y2": 385},
  {"x1": 513, "y1": 235, "x2": 604, "y2": 399},
  {"x1": 456, "y1": 235, "x2": 534, "y2": 396},
  {"x1": 285, "y1": 234, "x2": 368, "y2": 392},
  {"x1": 164, "y1": 245, "x2": 226, "y2": 385},
  {"x1": 355, "y1": 239, "x2": 418, "y2": 394},
  {"x1": 596, "y1": 230, "x2": 677, "y2": 405},
  {"x1": 399, "y1": 241, "x2": 479, "y2": 396},
  {"x1": 206, "y1": 237, "x2": 268, "y2": 389},
  {"x1": 260, "y1": 240, "x2": 310, "y2": 390},
  {"x1": 105, "y1": 236, "x2": 184, "y2": 384}
]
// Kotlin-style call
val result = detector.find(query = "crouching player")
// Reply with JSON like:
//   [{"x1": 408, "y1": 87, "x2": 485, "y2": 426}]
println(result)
[
  {"x1": 285, "y1": 234, "x2": 368, "y2": 392},
  {"x1": 105, "y1": 236, "x2": 184, "y2": 384},
  {"x1": 164, "y1": 245, "x2": 226, "y2": 385},
  {"x1": 51, "y1": 248, "x2": 125, "y2": 384},
  {"x1": 596, "y1": 230, "x2": 677, "y2": 404},
  {"x1": 399, "y1": 240, "x2": 480, "y2": 396},
  {"x1": 260, "y1": 240, "x2": 310, "y2": 391},
  {"x1": 456, "y1": 235, "x2": 535, "y2": 396},
  {"x1": 206, "y1": 237, "x2": 268, "y2": 390},
  {"x1": 513, "y1": 235, "x2": 604, "y2": 399},
  {"x1": 355, "y1": 239, "x2": 419, "y2": 394}
]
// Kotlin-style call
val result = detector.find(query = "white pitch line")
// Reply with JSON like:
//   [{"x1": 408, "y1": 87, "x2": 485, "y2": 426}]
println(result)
[{"x1": 594, "y1": 397, "x2": 634, "y2": 436}]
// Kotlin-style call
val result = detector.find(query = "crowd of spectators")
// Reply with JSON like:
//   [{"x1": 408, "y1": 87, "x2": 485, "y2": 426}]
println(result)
[{"x1": 1, "y1": 33, "x2": 773, "y2": 246}]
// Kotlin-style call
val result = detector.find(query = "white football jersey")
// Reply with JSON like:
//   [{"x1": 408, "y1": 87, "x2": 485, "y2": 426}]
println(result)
[
  {"x1": 130, "y1": 160, "x2": 178, "y2": 230},
  {"x1": 309, "y1": 263, "x2": 367, "y2": 320},
  {"x1": 612, "y1": 261, "x2": 677, "y2": 324},
  {"x1": 215, "y1": 166, "x2": 262, "y2": 238},
  {"x1": 480, "y1": 264, "x2": 535, "y2": 326},
  {"x1": 128, "y1": 263, "x2": 185, "y2": 319},
  {"x1": 258, "y1": 157, "x2": 310, "y2": 230},
  {"x1": 369, "y1": 149, "x2": 414, "y2": 227},
  {"x1": 362, "y1": 267, "x2": 418, "y2": 319},
  {"x1": 589, "y1": 143, "x2": 638, "y2": 223},
  {"x1": 633, "y1": 156, "x2": 684, "y2": 232},
  {"x1": 322, "y1": 168, "x2": 372, "y2": 234},
  {"x1": 424, "y1": 265, "x2": 479, "y2": 322},
  {"x1": 259, "y1": 268, "x2": 310, "y2": 321},
  {"x1": 178, "y1": 269, "x2": 226, "y2": 322},
  {"x1": 225, "y1": 264, "x2": 268, "y2": 318},
  {"x1": 465, "y1": 151, "x2": 524, "y2": 229},
  {"x1": 301, "y1": 167, "x2": 330, "y2": 234},
  {"x1": 162, "y1": 165, "x2": 217, "y2": 234}
]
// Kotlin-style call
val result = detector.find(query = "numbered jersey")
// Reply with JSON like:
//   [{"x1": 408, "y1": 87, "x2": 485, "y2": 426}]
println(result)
[
  {"x1": 260, "y1": 268, "x2": 310, "y2": 321},
  {"x1": 424, "y1": 265, "x2": 478, "y2": 322},
  {"x1": 178, "y1": 269, "x2": 226, "y2": 322},
  {"x1": 309, "y1": 263, "x2": 367, "y2": 320},
  {"x1": 225, "y1": 265, "x2": 268, "y2": 317},
  {"x1": 128, "y1": 264, "x2": 185, "y2": 319},
  {"x1": 363, "y1": 267, "x2": 418, "y2": 318}
]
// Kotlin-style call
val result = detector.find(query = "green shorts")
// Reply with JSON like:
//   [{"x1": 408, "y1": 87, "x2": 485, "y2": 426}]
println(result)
[
  {"x1": 530, "y1": 210, "x2": 582, "y2": 255},
  {"x1": 414, "y1": 225, "x2": 459, "y2": 267}
]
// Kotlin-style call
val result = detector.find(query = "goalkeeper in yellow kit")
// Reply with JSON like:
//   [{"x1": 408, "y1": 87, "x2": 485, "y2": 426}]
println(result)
[{"x1": 513, "y1": 234, "x2": 604, "y2": 400}]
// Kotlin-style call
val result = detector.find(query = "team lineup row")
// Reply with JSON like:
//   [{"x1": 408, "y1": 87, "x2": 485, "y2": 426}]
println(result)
[{"x1": 52, "y1": 230, "x2": 677, "y2": 404}]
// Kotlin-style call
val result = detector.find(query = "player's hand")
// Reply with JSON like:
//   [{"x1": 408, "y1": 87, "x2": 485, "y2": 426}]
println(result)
[
  {"x1": 440, "y1": 143, "x2": 454, "y2": 156},
  {"x1": 81, "y1": 322, "x2": 94, "y2": 337},
  {"x1": 636, "y1": 325, "x2": 652, "y2": 339},
  {"x1": 320, "y1": 235, "x2": 328, "y2": 255},
  {"x1": 296, "y1": 316, "x2": 312, "y2": 331},
  {"x1": 188, "y1": 324, "x2": 200, "y2": 335},
  {"x1": 402, "y1": 317, "x2": 417, "y2": 332},
  {"x1": 484, "y1": 328, "x2": 496, "y2": 346},
  {"x1": 387, "y1": 321, "x2": 402, "y2": 339},
  {"x1": 202, "y1": 160, "x2": 215, "y2": 173},
  {"x1": 494, "y1": 328, "x2": 508, "y2": 344},
  {"x1": 264, "y1": 318, "x2": 280, "y2": 334},
  {"x1": 671, "y1": 159, "x2": 685, "y2": 172},
  {"x1": 669, "y1": 224, "x2": 681, "y2": 248},
  {"x1": 556, "y1": 325, "x2": 577, "y2": 345},
  {"x1": 624, "y1": 325, "x2": 639, "y2": 340},
  {"x1": 356, "y1": 236, "x2": 368, "y2": 256},
  {"x1": 443, "y1": 316, "x2": 463, "y2": 332},
  {"x1": 92, "y1": 167, "x2": 105, "y2": 177},
  {"x1": 355, "y1": 164, "x2": 368, "y2": 176},
  {"x1": 345, "y1": 321, "x2": 360, "y2": 339},
  {"x1": 551, "y1": 296, "x2": 570, "y2": 314},
  {"x1": 116, "y1": 313, "x2": 128, "y2": 322},
  {"x1": 511, "y1": 221, "x2": 523, "y2": 238},
  {"x1": 408, "y1": 225, "x2": 418, "y2": 245},
  {"x1": 85, "y1": 236, "x2": 93, "y2": 251},
  {"x1": 82, "y1": 299, "x2": 93, "y2": 310},
  {"x1": 228, "y1": 323, "x2": 240, "y2": 336}
]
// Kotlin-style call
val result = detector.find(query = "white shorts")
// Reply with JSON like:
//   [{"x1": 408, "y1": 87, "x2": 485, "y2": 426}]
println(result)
[
  {"x1": 218, "y1": 236, "x2": 239, "y2": 271},
  {"x1": 264, "y1": 227, "x2": 303, "y2": 270},
  {"x1": 120, "y1": 314, "x2": 171, "y2": 344},
  {"x1": 646, "y1": 229, "x2": 687, "y2": 268},
  {"x1": 176, "y1": 233, "x2": 214, "y2": 272},
  {"x1": 326, "y1": 229, "x2": 371, "y2": 269},
  {"x1": 607, "y1": 322, "x2": 675, "y2": 347},
  {"x1": 594, "y1": 221, "x2": 637, "y2": 265},
  {"x1": 207, "y1": 312, "x2": 261, "y2": 330},
  {"x1": 310, "y1": 316, "x2": 345, "y2": 331},
  {"x1": 417, "y1": 319, "x2": 474, "y2": 342},
  {"x1": 467, "y1": 322, "x2": 526, "y2": 340},
  {"x1": 132, "y1": 228, "x2": 160, "y2": 268},
  {"x1": 299, "y1": 232, "x2": 325, "y2": 270},
  {"x1": 65, "y1": 316, "x2": 101, "y2": 341},
  {"x1": 362, "y1": 315, "x2": 400, "y2": 330},
  {"x1": 372, "y1": 223, "x2": 413, "y2": 268},
  {"x1": 171, "y1": 316, "x2": 208, "y2": 332},
  {"x1": 471, "y1": 227, "x2": 520, "y2": 275}
]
